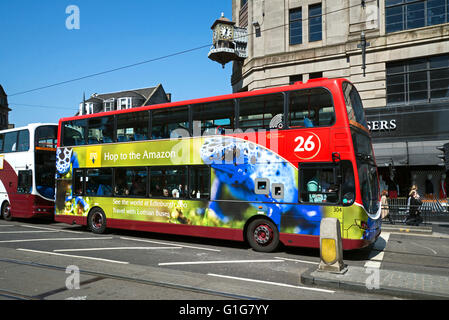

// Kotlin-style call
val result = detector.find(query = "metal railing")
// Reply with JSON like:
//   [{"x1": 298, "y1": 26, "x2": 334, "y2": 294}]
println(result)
[{"x1": 381, "y1": 197, "x2": 448, "y2": 225}]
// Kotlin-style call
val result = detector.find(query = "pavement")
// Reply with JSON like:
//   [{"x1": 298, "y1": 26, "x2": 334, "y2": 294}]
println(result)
[{"x1": 301, "y1": 222, "x2": 449, "y2": 299}]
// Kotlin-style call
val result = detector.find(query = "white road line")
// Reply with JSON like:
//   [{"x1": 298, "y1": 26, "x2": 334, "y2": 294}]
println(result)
[
  {"x1": 158, "y1": 259, "x2": 285, "y2": 266},
  {"x1": 208, "y1": 273, "x2": 335, "y2": 294},
  {"x1": 364, "y1": 232, "x2": 390, "y2": 269},
  {"x1": 0, "y1": 237, "x2": 113, "y2": 243},
  {"x1": 17, "y1": 248, "x2": 129, "y2": 265},
  {"x1": 0, "y1": 230, "x2": 60, "y2": 234},
  {"x1": 410, "y1": 241, "x2": 438, "y2": 255},
  {"x1": 120, "y1": 236, "x2": 221, "y2": 252},
  {"x1": 0, "y1": 225, "x2": 14, "y2": 227},
  {"x1": 19, "y1": 225, "x2": 84, "y2": 234},
  {"x1": 274, "y1": 256, "x2": 319, "y2": 265},
  {"x1": 54, "y1": 246, "x2": 182, "y2": 252}
]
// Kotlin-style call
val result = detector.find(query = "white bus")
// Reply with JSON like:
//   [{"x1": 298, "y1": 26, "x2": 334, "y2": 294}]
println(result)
[{"x1": 0, "y1": 123, "x2": 57, "y2": 220}]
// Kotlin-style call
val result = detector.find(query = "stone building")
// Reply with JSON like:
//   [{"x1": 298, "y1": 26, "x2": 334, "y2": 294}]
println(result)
[
  {"x1": 0, "y1": 85, "x2": 11, "y2": 130},
  {"x1": 231, "y1": 0, "x2": 449, "y2": 197}
]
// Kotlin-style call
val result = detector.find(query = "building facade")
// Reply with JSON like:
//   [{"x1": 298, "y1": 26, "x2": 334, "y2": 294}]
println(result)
[
  {"x1": 0, "y1": 85, "x2": 11, "y2": 130},
  {"x1": 231, "y1": 0, "x2": 449, "y2": 197},
  {"x1": 78, "y1": 84, "x2": 171, "y2": 115}
]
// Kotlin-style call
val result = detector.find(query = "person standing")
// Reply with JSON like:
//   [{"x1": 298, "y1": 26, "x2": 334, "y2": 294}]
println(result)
[
  {"x1": 407, "y1": 187, "x2": 423, "y2": 226},
  {"x1": 381, "y1": 190, "x2": 394, "y2": 224}
]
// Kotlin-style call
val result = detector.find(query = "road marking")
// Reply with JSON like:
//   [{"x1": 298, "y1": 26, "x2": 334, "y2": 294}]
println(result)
[
  {"x1": 274, "y1": 256, "x2": 319, "y2": 265},
  {"x1": 410, "y1": 241, "x2": 438, "y2": 255},
  {"x1": 19, "y1": 225, "x2": 84, "y2": 234},
  {"x1": 208, "y1": 273, "x2": 335, "y2": 294},
  {"x1": 0, "y1": 225, "x2": 14, "y2": 227},
  {"x1": 0, "y1": 237, "x2": 113, "y2": 243},
  {"x1": 54, "y1": 246, "x2": 182, "y2": 252},
  {"x1": 0, "y1": 230, "x2": 60, "y2": 234},
  {"x1": 120, "y1": 236, "x2": 221, "y2": 252},
  {"x1": 364, "y1": 232, "x2": 390, "y2": 269},
  {"x1": 17, "y1": 248, "x2": 129, "y2": 265},
  {"x1": 159, "y1": 259, "x2": 285, "y2": 266}
]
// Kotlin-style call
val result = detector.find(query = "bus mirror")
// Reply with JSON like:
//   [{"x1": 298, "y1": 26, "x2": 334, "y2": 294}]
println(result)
[
  {"x1": 342, "y1": 192, "x2": 355, "y2": 205},
  {"x1": 332, "y1": 152, "x2": 341, "y2": 163}
]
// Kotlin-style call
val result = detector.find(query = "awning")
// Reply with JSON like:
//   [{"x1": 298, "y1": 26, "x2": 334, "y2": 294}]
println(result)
[{"x1": 373, "y1": 140, "x2": 449, "y2": 167}]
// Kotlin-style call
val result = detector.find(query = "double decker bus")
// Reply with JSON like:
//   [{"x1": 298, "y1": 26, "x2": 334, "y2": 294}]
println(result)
[
  {"x1": 0, "y1": 123, "x2": 57, "y2": 221},
  {"x1": 55, "y1": 78, "x2": 380, "y2": 252}
]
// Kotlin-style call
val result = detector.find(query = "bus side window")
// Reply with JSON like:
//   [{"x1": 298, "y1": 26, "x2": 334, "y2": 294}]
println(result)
[
  {"x1": 189, "y1": 166, "x2": 210, "y2": 199},
  {"x1": 152, "y1": 107, "x2": 189, "y2": 140},
  {"x1": 238, "y1": 93, "x2": 284, "y2": 130},
  {"x1": 86, "y1": 168, "x2": 113, "y2": 197},
  {"x1": 340, "y1": 161, "x2": 355, "y2": 205},
  {"x1": 192, "y1": 100, "x2": 235, "y2": 136},
  {"x1": 17, "y1": 130, "x2": 30, "y2": 152},
  {"x1": 17, "y1": 170, "x2": 32, "y2": 194},
  {"x1": 288, "y1": 88, "x2": 335, "y2": 128},
  {"x1": 63, "y1": 120, "x2": 87, "y2": 146},
  {"x1": 117, "y1": 111, "x2": 149, "y2": 142},
  {"x1": 3, "y1": 131, "x2": 18, "y2": 153},
  {"x1": 0, "y1": 133, "x2": 4, "y2": 152},
  {"x1": 149, "y1": 167, "x2": 187, "y2": 198},
  {"x1": 88, "y1": 116, "x2": 114, "y2": 144},
  {"x1": 73, "y1": 169, "x2": 84, "y2": 196}
]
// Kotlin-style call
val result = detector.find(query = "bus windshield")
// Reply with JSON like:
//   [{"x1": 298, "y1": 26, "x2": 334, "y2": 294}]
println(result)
[
  {"x1": 35, "y1": 126, "x2": 58, "y2": 149},
  {"x1": 342, "y1": 82, "x2": 368, "y2": 130},
  {"x1": 35, "y1": 125, "x2": 57, "y2": 199},
  {"x1": 352, "y1": 130, "x2": 379, "y2": 215}
]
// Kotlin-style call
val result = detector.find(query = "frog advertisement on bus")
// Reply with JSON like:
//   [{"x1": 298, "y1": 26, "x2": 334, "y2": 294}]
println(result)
[{"x1": 55, "y1": 135, "x2": 374, "y2": 243}]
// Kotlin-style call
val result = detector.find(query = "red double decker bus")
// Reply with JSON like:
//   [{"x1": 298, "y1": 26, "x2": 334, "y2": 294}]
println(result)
[{"x1": 55, "y1": 78, "x2": 380, "y2": 251}]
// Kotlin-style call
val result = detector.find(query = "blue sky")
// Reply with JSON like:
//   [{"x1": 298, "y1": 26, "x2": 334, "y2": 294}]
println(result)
[{"x1": 0, "y1": 1, "x2": 232, "y2": 127}]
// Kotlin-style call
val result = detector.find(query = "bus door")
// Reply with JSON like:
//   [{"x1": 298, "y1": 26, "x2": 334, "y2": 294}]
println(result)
[{"x1": 13, "y1": 169, "x2": 33, "y2": 217}]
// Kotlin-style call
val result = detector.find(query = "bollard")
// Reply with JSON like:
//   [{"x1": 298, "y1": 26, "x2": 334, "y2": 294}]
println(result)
[{"x1": 318, "y1": 217, "x2": 347, "y2": 273}]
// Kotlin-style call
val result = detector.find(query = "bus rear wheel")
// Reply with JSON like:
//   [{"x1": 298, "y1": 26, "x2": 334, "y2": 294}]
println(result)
[
  {"x1": 88, "y1": 208, "x2": 107, "y2": 234},
  {"x1": 246, "y1": 218, "x2": 279, "y2": 253},
  {"x1": 1, "y1": 202, "x2": 12, "y2": 221}
]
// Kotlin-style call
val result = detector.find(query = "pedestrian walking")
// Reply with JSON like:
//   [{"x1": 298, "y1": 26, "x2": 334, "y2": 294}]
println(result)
[
  {"x1": 381, "y1": 190, "x2": 394, "y2": 224},
  {"x1": 406, "y1": 186, "x2": 423, "y2": 226}
]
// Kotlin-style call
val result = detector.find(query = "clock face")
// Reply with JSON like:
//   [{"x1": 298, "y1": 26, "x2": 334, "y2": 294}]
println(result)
[{"x1": 219, "y1": 25, "x2": 233, "y2": 39}]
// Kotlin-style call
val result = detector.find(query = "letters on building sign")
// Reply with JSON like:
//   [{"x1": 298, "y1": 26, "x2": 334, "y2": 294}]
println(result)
[{"x1": 367, "y1": 119, "x2": 397, "y2": 132}]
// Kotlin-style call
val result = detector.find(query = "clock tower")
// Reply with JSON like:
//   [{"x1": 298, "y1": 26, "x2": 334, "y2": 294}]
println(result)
[{"x1": 208, "y1": 13, "x2": 247, "y2": 68}]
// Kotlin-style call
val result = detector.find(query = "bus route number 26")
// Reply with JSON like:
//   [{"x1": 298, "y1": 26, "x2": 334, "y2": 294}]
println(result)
[{"x1": 293, "y1": 133, "x2": 321, "y2": 160}]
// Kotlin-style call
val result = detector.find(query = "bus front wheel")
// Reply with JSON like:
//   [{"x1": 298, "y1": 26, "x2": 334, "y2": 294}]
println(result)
[
  {"x1": 88, "y1": 208, "x2": 107, "y2": 234},
  {"x1": 246, "y1": 218, "x2": 279, "y2": 253},
  {"x1": 1, "y1": 202, "x2": 12, "y2": 221}
]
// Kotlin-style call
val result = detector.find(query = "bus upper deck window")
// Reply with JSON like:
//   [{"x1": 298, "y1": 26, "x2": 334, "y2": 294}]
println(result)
[
  {"x1": 288, "y1": 88, "x2": 334, "y2": 128},
  {"x1": 63, "y1": 120, "x2": 87, "y2": 146}
]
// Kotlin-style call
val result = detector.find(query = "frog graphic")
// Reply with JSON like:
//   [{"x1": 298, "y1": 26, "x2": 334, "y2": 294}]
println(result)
[
  {"x1": 56, "y1": 147, "x2": 79, "y2": 176},
  {"x1": 200, "y1": 136, "x2": 321, "y2": 235}
]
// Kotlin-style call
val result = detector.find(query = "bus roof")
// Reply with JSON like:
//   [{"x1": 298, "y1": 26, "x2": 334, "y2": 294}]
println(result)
[{"x1": 0, "y1": 123, "x2": 58, "y2": 134}]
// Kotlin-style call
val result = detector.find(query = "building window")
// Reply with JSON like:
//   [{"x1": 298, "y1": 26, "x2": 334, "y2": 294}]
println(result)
[
  {"x1": 386, "y1": 54, "x2": 449, "y2": 105},
  {"x1": 289, "y1": 74, "x2": 303, "y2": 85},
  {"x1": 289, "y1": 7, "x2": 302, "y2": 45},
  {"x1": 309, "y1": 72, "x2": 323, "y2": 79},
  {"x1": 308, "y1": 3, "x2": 322, "y2": 42},
  {"x1": 118, "y1": 97, "x2": 132, "y2": 110},
  {"x1": 104, "y1": 99, "x2": 115, "y2": 112},
  {"x1": 386, "y1": 0, "x2": 449, "y2": 34}
]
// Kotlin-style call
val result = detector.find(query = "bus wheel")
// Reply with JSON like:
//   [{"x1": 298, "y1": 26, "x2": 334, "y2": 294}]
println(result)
[
  {"x1": 88, "y1": 208, "x2": 107, "y2": 234},
  {"x1": 1, "y1": 202, "x2": 12, "y2": 221},
  {"x1": 246, "y1": 218, "x2": 279, "y2": 253}
]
